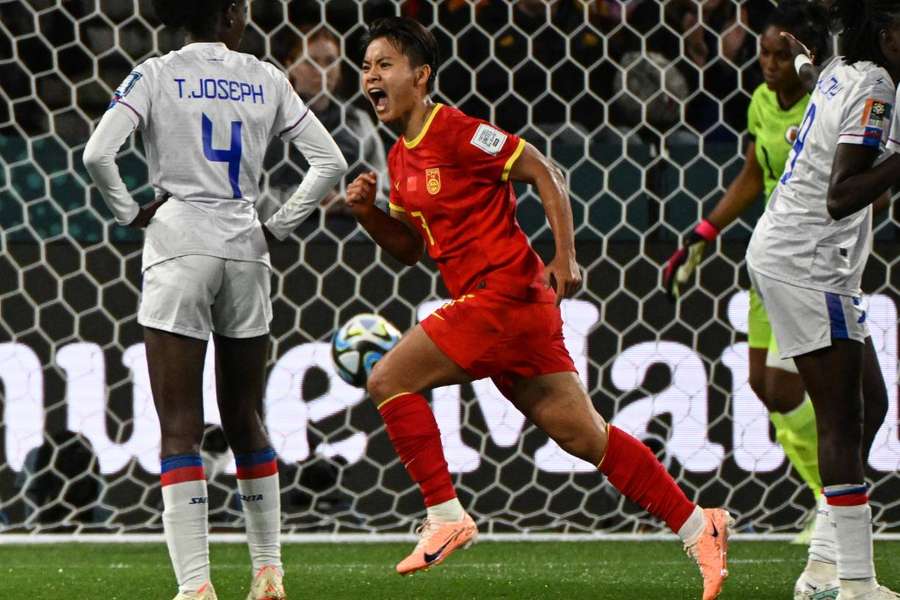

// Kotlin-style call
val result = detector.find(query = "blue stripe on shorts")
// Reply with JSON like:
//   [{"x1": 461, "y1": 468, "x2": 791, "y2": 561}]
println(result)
[{"x1": 825, "y1": 292, "x2": 848, "y2": 339}]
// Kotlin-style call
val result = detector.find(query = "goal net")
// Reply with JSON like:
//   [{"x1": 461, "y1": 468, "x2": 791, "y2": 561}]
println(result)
[{"x1": 1, "y1": 0, "x2": 898, "y2": 538}]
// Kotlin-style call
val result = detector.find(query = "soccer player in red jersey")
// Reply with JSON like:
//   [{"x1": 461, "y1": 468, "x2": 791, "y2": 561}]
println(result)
[{"x1": 346, "y1": 17, "x2": 732, "y2": 599}]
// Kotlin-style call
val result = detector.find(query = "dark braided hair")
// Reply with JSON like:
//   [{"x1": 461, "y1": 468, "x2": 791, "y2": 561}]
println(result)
[
  {"x1": 152, "y1": 0, "x2": 236, "y2": 38},
  {"x1": 767, "y1": 0, "x2": 832, "y2": 63},
  {"x1": 831, "y1": 0, "x2": 900, "y2": 64}
]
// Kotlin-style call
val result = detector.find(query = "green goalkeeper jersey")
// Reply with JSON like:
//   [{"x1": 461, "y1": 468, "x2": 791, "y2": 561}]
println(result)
[{"x1": 746, "y1": 83, "x2": 810, "y2": 201}]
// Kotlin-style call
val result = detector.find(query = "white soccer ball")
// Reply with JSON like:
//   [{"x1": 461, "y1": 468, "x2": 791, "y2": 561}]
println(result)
[{"x1": 331, "y1": 313, "x2": 402, "y2": 388}]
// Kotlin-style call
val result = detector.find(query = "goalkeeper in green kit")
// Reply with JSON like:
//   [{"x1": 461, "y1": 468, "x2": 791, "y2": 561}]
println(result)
[{"x1": 663, "y1": 1, "x2": 830, "y2": 543}]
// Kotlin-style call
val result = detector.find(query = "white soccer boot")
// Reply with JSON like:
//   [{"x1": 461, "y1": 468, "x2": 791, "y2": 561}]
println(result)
[
  {"x1": 795, "y1": 560, "x2": 839, "y2": 599},
  {"x1": 837, "y1": 584, "x2": 900, "y2": 599},
  {"x1": 246, "y1": 565, "x2": 286, "y2": 600}
]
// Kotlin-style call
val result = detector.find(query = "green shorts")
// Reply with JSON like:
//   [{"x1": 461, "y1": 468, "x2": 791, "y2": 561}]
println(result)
[{"x1": 748, "y1": 287, "x2": 773, "y2": 350}]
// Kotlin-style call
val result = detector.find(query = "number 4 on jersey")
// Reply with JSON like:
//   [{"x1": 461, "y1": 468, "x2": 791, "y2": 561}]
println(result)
[
  {"x1": 780, "y1": 103, "x2": 816, "y2": 185},
  {"x1": 202, "y1": 113, "x2": 243, "y2": 199}
]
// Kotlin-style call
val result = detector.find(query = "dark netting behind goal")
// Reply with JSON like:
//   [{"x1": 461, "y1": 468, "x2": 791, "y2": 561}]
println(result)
[{"x1": 1, "y1": 1, "x2": 898, "y2": 536}]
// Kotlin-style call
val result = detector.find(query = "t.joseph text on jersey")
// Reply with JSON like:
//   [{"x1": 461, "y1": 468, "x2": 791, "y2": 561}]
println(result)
[{"x1": 174, "y1": 77, "x2": 265, "y2": 103}]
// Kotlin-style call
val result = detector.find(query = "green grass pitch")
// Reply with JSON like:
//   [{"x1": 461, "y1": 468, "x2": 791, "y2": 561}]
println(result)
[{"x1": 1, "y1": 540, "x2": 898, "y2": 599}]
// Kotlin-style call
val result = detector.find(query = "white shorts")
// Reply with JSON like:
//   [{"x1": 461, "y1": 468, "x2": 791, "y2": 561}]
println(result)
[
  {"x1": 748, "y1": 268, "x2": 869, "y2": 359},
  {"x1": 138, "y1": 255, "x2": 272, "y2": 340}
]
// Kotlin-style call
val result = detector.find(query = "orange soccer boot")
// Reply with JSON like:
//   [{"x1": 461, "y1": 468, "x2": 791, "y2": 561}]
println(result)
[
  {"x1": 685, "y1": 508, "x2": 734, "y2": 600},
  {"x1": 395, "y1": 513, "x2": 478, "y2": 575}
]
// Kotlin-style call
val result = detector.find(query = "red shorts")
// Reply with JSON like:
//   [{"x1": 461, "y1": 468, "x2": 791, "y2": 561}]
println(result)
[{"x1": 420, "y1": 290, "x2": 577, "y2": 400}]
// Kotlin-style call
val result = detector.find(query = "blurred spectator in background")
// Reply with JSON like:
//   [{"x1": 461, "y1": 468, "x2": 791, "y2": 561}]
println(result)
[
  {"x1": 289, "y1": 27, "x2": 388, "y2": 213},
  {"x1": 261, "y1": 27, "x2": 388, "y2": 221},
  {"x1": 610, "y1": 50, "x2": 692, "y2": 142},
  {"x1": 608, "y1": 0, "x2": 771, "y2": 140}
]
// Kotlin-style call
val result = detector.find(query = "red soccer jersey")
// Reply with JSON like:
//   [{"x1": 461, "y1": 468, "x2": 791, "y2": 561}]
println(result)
[{"x1": 387, "y1": 104, "x2": 554, "y2": 303}]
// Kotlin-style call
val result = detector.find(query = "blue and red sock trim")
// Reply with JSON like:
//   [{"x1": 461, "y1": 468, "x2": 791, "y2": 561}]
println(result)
[
  {"x1": 824, "y1": 484, "x2": 869, "y2": 507},
  {"x1": 160, "y1": 454, "x2": 205, "y2": 487},
  {"x1": 235, "y1": 447, "x2": 278, "y2": 480}
]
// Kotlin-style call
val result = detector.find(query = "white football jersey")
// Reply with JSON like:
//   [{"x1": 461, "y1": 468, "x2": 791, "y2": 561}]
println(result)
[
  {"x1": 109, "y1": 42, "x2": 309, "y2": 269},
  {"x1": 747, "y1": 57, "x2": 894, "y2": 296},
  {"x1": 886, "y1": 83, "x2": 900, "y2": 155}
]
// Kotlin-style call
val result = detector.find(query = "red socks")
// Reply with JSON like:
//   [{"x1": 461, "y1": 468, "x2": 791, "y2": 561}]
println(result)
[
  {"x1": 379, "y1": 392, "x2": 457, "y2": 507},
  {"x1": 600, "y1": 425, "x2": 696, "y2": 533},
  {"x1": 379, "y1": 396, "x2": 694, "y2": 531}
]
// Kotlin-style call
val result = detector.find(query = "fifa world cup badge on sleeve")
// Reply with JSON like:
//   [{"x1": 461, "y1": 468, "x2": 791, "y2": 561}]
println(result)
[
  {"x1": 426, "y1": 168, "x2": 441, "y2": 195},
  {"x1": 861, "y1": 98, "x2": 890, "y2": 128},
  {"x1": 861, "y1": 98, "x2": 891, "y2": 146},
  {"x1": 109, "y1": 71, "x2": 142, "y2": 108},
  {"x1": 470, "y1": 123, "x2": 507, "y2": 155}
]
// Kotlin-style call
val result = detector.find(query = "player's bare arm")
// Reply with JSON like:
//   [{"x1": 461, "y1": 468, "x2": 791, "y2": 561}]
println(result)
[
  {"x1": 508, "y1": 143, "x2": 581, "y2": 304},
  {"x1": 346, "y1": 171, "x2": 425, "y2": 265},
  {"x1": 662, "y1": 141, "x2": 766, "y2": 300},
  {"x1": 780, "y1": 31, "x2": 818, "y2": 94},
  {"x1": 705, "y1": 142, "x2": 765, "y2": 229},
  {"x1": 826, "y1": 144, "x2": 900, "y2": 219}
]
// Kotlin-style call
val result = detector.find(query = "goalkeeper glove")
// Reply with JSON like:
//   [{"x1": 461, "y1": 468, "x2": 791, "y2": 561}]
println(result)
[{"x1": 662, "y1": 219, "x2": 719, "y2": 301}]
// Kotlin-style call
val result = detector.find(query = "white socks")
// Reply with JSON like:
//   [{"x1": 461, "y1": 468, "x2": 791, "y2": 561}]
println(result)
[
  {"x1": 832, "y1": 502, "x2": 876, "y2": 581},
  {"x1": 427, "y1": 497, "x2": 465, "y2": 523},
  {"x1": 235, "y1": 448, "x2": 283, "y2": 575},
  {"x1": 161, "y1": 449, "x2": 284, "y2": 592},
  {"x1": 808, "y1": 494, "x2": 837, "y2": 565},
  {"x1": 823, "y1": 484, "x2": 877, "y2": 592},
  {"x1": 677, "y1": 505, "x2": 706, "y2": 545},
  {"x1": 160, "y1": 454, "x2": 210, "y2": 594}
]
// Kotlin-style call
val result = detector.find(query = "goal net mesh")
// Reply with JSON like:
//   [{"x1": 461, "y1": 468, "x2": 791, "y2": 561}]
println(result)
[{"x1": 1, "y1": 0, "x2": 899, "y2": 537}]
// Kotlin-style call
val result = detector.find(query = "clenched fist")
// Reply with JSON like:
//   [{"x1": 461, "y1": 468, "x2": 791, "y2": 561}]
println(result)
[{"x1": 345, "y1": 171, "x2": 378, "y2": 219}]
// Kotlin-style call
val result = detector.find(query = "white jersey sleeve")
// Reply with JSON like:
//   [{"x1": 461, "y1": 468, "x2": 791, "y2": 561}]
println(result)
[
  {"x1": 837, "y1": 72, "x2": 893, "y2": 149},
  {"x1": 109, "y1": 64, "x2": 155, "y2": 129},
  {"x1": 264, "y1": 112, "x2": 348, "y2": 240},
  {"x1": 265, "y1": 63, "x2": 310, "y2": 142},
  {"x1": 82, "y1": 107, "x2": 141, "y2": 225},
  {"x1": 259, "y1": 61, "x2": 347, "y2": 240},
  {"x1": 885, "y1": 85, "x2": 900, "y2": 154}
]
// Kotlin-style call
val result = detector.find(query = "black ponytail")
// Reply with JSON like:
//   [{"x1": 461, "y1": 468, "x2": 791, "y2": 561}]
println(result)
[{"x1": 831, "y1": 0, "x2": 900, "y2": 64}]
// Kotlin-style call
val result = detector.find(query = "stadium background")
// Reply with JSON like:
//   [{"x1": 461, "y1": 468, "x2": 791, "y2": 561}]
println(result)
[{"x1": 1, "y1": 0, "x2": 899, "y2": 540}]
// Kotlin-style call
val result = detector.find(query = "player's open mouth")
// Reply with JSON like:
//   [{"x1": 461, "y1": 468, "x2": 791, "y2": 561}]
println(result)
[{"x1": 368, "y1": 88, "x2": 388, "y2": 112}]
